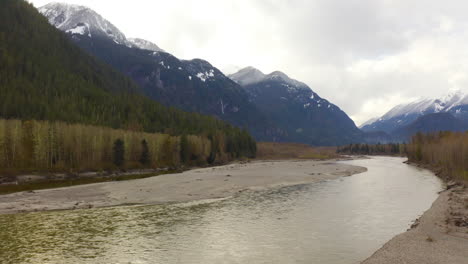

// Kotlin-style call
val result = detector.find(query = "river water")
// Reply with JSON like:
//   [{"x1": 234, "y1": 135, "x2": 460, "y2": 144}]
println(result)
[{"x1": 0, "y1": 157, "x2": 443, "y2": 264}]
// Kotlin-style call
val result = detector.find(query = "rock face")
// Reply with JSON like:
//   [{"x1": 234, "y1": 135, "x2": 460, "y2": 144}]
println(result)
[
  {"x1": 39, "y1": 2, "x2": 280, "y2": 140},
  {"x1": 230, "y1": 67, "x2": 363, "y2": 146}
]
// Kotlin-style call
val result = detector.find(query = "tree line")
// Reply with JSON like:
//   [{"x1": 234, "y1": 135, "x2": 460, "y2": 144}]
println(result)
[
  {"x1": 0, "y1": 119, "x2": 256, "y2": 175},
  {"x1": 337, "y1": 143, "x2": 406, "y2": 156},
  {"x1": 407, "y1": 131, "x2": 468, "y2": 182}
]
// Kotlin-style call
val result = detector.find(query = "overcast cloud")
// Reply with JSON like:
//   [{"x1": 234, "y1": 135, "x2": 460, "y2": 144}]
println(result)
[{"x1": 29, "y1": 0, "x2": 468, "y2": 125}]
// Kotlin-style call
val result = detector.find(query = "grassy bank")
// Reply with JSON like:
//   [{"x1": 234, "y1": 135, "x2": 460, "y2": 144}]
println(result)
[{"x1": 407, "y1": 132, "x2": 468, "y2": 184}]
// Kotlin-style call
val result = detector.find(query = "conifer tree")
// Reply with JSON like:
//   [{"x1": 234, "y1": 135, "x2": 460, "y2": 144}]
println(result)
[
  {"x1": 180, "y1": 134, "x2": 189, "y2": 164},
  {"x1": 113, "y1": 138, "x2": 125, "y2": 168},
  {"x1": 139, "y1": 139, "x2": 149, "y2": 166}
]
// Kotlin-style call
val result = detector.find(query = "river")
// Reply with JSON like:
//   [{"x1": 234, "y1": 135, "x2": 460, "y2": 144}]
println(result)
[{"x1": 0, "y1": 157, "x2": 443, "y2": 264}]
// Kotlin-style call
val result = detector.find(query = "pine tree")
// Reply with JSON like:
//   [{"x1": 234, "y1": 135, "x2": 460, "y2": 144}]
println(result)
[
  {"x1": 113, "y1": 138, "x2": 125, "y2": 168},
  {"x1": 180, "y1": 134, "x2": 189, "y2": 164},
  {"x1": 139, "y1": 139, "x2": 149, "y2": 166}
]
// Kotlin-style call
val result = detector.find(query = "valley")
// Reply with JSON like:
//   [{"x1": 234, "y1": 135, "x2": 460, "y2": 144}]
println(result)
[{"x1": 0, "y1": 1, "x2": 467, "y2": 264}]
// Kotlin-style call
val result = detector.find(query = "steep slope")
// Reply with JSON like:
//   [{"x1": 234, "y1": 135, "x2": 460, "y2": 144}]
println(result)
[
  {"x1": 362, "y1": 90, "x2": 468, "y2": 134},
  {"x1": 393, "y1": 113, "x2": 468, "y2": 141},
  {"x1": 38, "y1": 2, "x2": 278, "y2": 141},
  {"x1": 230, "y1": 67, "x2": 363, "y2": 145},
  {"x1": 0, "y1": 0, "x2": 257, "y2": 157}
]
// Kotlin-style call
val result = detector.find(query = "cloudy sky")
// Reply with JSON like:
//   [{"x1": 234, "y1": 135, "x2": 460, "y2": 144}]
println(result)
[{"x1": 30, "y1": 0, "x2": 468, "y2": 125}]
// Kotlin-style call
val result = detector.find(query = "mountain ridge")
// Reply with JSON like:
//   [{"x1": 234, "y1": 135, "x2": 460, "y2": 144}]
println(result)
[
  {"x1": 230, "y1": 67, "x2": 363, "y2": 145},
  {"x1": 362, "y1": 89, "x2": 468, "y2": 134}
]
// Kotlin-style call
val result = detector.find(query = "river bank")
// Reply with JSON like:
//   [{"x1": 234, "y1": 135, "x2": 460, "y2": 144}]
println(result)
[
  {"x1": 0, "y1": 159, "x2": 366, "y2": 215},
  {"x1": 362, "y1": 173, "x2": 468, "y2": 263}
]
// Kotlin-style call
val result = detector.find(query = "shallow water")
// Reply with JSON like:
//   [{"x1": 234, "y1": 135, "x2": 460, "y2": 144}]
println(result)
[{"x1": 0, "y1": 157, "x2": 443, "y2": 264}]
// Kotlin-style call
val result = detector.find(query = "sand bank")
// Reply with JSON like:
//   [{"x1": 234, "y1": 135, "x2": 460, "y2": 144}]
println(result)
[{"x1": 0, "y1": 159, "x2": 366, "y2": 215}]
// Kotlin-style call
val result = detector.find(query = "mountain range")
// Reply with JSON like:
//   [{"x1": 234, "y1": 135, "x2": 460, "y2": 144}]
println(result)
[
  {"x1": 39, "y1": 2, "x2": 363, "y2": 146},
  {"x1": 39, "y1": 2, "x2": 284, "y2": 142},
  {"x1": 362, "y1": 90, "x2": 468, "y2": 141},
  {"x1": 39, "y1": 2, "x2": 468, "y2": 145}
]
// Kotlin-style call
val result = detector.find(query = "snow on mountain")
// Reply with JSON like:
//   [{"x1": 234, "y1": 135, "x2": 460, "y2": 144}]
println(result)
[
  {"x1": 359, "y1": 117, "x2": 379, "y2": 128},
  {"x1": 382, "y1": 90, "x2": 468, "y2": 120},
  {"x1": 230, "y1": 67, "x2": 330, "y2": 109},
  {"x1": 362, "y1": 89, "x2": 468, "y2": 133},
  {"x1": 230, "y1": 67, "x2": 362, "y2": 145},
  {"x1": 380, "y1": 98, "x2": 435, "y2": 121},
  {"x1": 229, "y1": 67, "x2": 308, "y2": 90},
  {"x1": 229, "y1": 66, "x2": 266, "y2": 86},
  {"x1": 265, "y1": 71, "x2": 309, "y2": 89},
  {"x1": 39, "y1": 2, "x2": 128, "y2": 44},
  {"x1": 39, "y1": 2, "x2": 167, "y2": 52},
  {"x1": 127, "y1": 38, "x2": 164, "y2": 52}
]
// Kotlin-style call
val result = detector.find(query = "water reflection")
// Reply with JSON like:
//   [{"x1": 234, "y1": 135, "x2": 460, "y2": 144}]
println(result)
[{"x1": 0, "y1": 157, "x2": 443, "y2": 264}]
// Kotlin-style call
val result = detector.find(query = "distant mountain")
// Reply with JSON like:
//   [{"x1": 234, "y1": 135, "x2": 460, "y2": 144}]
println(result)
[
  {"x1": 229, "y1": 67, "x2": 363, "y2": 146},
  {"x1": 39, "y1": 2, "x2": 280, "y2": 140},
  {"x1": 393, "y1": 112, "x2": 468, "y2": 141},
  {"x1": 359, "y1": 117, "x2": 379, "y2": 129},
  {"x1": 362, "y1": 89, "x2": 468, "y2": 134},
  {"x1": 362, "y1": 131, "x2": 394, "y2": 144}
]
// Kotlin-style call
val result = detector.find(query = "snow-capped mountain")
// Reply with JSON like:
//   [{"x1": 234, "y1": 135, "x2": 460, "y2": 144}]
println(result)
[
  {"x1": 230, "y1": 67, "x2": 308, "y2": 89},
  {"x1": 39, "y1": 2, "x2": 163, "y2": 51},
  {"x1": 39, "y1": 2, "x2": 127, "y2": 44},
  {"x1": 229, "y1": 66, "x2": 267, "y2": 86},
  {"x1": 362, "y1": 89, "x2": 468, "y2": 134},
  {"x1": 230, "y1": 67, "x2": 363, "y2": 145},
  {"x1": 128, "y1": 38, "x2": 164, "y2": 52}
]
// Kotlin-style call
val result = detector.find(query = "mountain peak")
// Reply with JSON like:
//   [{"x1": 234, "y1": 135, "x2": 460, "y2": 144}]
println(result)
[
  {"x1": 229, "y1": 67, "x2": 309, "y2": 89},
  {"x1": 265, "y1": 71, "x2": 308, "y2": 89},
  {"x1": 229, "y1": 66, "x2": 266, "y2": 86},
  {"x1": 127, "y1": 38, "x2": 164, "y2": 52},
  {"x1": 39, "y1": 2, "x2": 127, "y2": 44}
]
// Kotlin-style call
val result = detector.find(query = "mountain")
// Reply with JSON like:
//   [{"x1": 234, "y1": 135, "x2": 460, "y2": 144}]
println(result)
[
  {"x1": 127, "y1": 38, "x2": 164, "y2": 52},
  {"x1": 362, "y1": 131, "x2": 394, "y2": 144},
  {"x1": 39, "y1": 2, "x2": 127, "y2": 44},
  {"x1": 362, "y1": 89, "x2": 468, "y2": 134},
  {"x1": 38, "y1": 2, "x2": 278, "y2": 140},
  {"x1": 0, "y1": 0, "x2": 256, "y2": 159},
  {"x1": 229, "y1": 67, "x2": 363, "y2": 145},
  {"x1": 393, "y1": 113, "x2": 468, "y2": 141},
  {"x1": 359, "y1": 117, "x2": 379, "y2": 129}
]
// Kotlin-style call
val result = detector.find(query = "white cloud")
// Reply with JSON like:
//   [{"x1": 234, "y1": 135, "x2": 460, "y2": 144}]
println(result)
[{"x1": 29, "y1": 0, "x2": 468, "y2": 126}]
